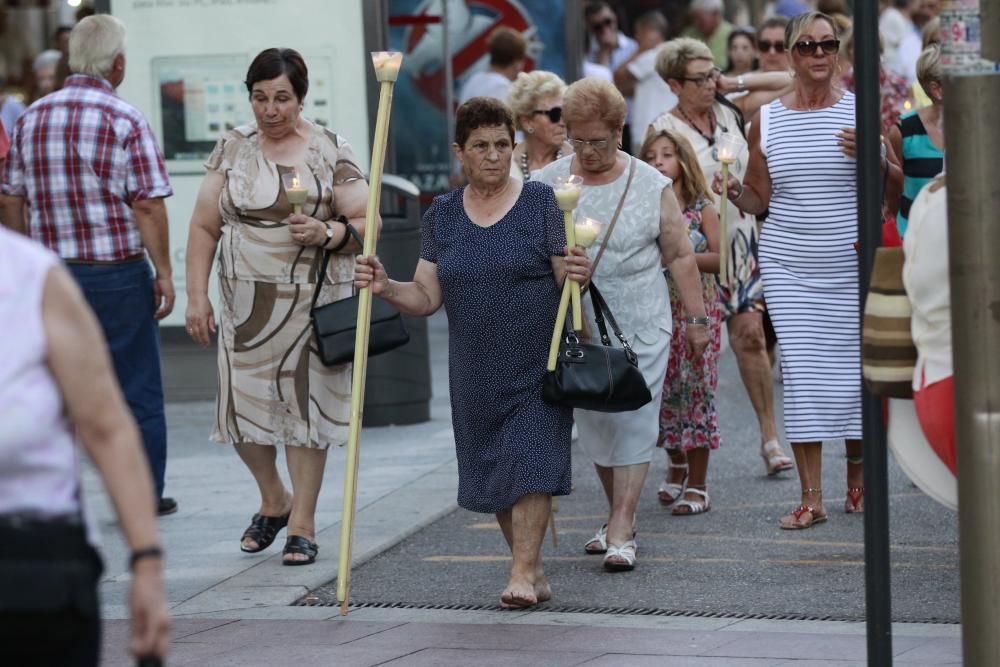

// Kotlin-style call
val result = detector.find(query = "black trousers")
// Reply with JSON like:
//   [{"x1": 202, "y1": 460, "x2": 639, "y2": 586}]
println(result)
[{"x1": 0, "y1": 609, "x2": 101, "y2": 666}]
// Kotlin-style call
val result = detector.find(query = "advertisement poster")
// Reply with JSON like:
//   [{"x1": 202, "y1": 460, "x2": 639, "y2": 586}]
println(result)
[{"x1": 387, "y1": 0, "x2": 567, "y2": 199}]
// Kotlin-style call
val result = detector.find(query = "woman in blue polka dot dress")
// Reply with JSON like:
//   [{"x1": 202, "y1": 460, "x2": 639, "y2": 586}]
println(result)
[{"x1": 354, "y1": 98, "x2": 591, "y2": 609}]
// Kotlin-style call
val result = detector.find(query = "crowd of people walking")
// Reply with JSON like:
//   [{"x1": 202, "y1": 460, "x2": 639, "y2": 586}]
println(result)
[{"x1": 0, "y1": 0, "x2": 952, "y2": 663}]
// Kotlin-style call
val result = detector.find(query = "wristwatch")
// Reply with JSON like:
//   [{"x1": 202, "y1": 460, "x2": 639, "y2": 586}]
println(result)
[
  {"x1": 322, "y1": 223, "x2": 335, "y2": 248},
  {"x1": 736, "y1": 75, "x2": 746, "y2": 92},
  {"x1": 685, "y1": 316, "x2": 710, "y2": 326}
]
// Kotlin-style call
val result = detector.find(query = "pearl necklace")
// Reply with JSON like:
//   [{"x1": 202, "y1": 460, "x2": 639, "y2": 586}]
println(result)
[{"x1": 521, "y1": 148, "x2": 562, "y2": 181}]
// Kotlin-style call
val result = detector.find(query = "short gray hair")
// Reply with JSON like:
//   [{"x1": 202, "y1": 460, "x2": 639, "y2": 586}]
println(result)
[
  {"x1": 69, "y1": 15, "x2": 127, "y2": 78},
  {"x1": 507, "y1": 70, "x2": 566, "y2": 129},
  {"x1": 691, "y1": 0, "x2": 724, "y2": 13},
  {"x1": 33, "y1": 49, "x2": 62, "y2": 74}
]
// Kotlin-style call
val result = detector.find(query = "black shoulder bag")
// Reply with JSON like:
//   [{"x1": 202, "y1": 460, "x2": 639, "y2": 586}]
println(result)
[
  {"x1": 310, "y1": 225, "x2": 410, "y2": 367},
  {"x1": 541, "y1": 157, "x2": 650, "y2": 413}
]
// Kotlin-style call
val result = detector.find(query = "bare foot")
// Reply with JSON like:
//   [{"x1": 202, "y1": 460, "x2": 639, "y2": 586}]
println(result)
[
  {"x1": 500, "y1": 575, "x2": 538, "y2": 609},
  {"x1": 534, "y1": 572, "x2": 552, "y2": 603}
]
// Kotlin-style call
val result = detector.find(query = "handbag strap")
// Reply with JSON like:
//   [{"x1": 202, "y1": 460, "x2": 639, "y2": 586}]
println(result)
[
  {"x1": 310, "y1": 223, "x2": 364, "y2": 311},
  {"x1": 569, "y1": 282, "x2": 639, "y2": 363},
  {"x1": 591, "y1": 156, "x2": 637, "y2": 274}
]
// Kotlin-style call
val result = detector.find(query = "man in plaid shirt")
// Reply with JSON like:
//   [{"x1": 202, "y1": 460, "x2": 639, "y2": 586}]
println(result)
[{"x1": 1, "y1": 15, "x2": 178, "y2": 515}]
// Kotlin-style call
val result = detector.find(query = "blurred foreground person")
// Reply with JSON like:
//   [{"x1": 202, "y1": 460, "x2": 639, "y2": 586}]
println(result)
[
  {"x1": 355, "y1": 98, "x2": 591, "y2": 607},
  {"x1": 0, "y1": 225, "x2": 170, "y2": 666}
]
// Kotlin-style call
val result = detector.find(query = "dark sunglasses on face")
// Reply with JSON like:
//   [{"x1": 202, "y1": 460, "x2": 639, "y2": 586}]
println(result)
[
  {"x1": 793, "y1": 39, "x2": 840, "y2": 57},
  {"x1": 591, "y1": 17, "x2": 614, "y2": 33},
  {"x1": 531, "y1": 106, "x2": 562, "y2": 123},
  {"x1": 758, "y1": 39, "x2": 785, "y2": 53}
]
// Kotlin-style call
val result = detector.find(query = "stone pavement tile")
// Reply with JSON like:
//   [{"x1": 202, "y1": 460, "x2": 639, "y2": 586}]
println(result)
[
  {"x1": 503, "y1": 610, "x2": 736, "y2": 631},
  {"x1": 100, "y1": 618, "x2": 237, "y2": 664},
  {"x1": 892, "y1": 636, "x2": 963, "y2": 664},
  {"x1": 169, "y1": 585, "x2": 309, "y2": 615},
  {"x1": 578, "y1": 656, "x2": 777, "y2": 667},
  {"x1": 768, "y1": 661, "x2": 865, "y2": 667},
  {"x1": 703, "y1": 632, "x2": 926, "y2": 661},
  {"x1": 377, "y1": 647, "x2": 603, "y2": 666},
  {"x1": 342, "y1": 607, "x2": 530, "y2": 625},
  {"x1": 536, "y1": 626, "x2": 740, "y2": 656},
  {"x1": 165, "y1": 642, "x2": 411, "y2": 667},
  {"x1": 340, "y1": 621, "x2": 577, "y2": 651},
  {"x1": 171, "y1": 618, "x2": 400, "y2": 646}
]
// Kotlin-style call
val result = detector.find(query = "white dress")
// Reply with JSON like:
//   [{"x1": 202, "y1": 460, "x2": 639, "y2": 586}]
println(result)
[
  {"x1": 536, "y1": 155, "x2": 672, "y2": 466},
  {"x1": 759, "y1": 94, "x2": 862, "y2": 442}
]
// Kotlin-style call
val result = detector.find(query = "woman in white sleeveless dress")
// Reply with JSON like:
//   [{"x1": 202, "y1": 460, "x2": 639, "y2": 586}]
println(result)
[
  {"x1": 716, "y1": 12, "x2": 896, "y2": 529},
  {"x1": 537, "y1": 78, "x2": 709, "y2": 571}
]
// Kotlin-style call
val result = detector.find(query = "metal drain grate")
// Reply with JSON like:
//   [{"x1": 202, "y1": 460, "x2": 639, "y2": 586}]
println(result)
[{"x1": 292, "y1": 597, "x2": 958, "y2": 625}]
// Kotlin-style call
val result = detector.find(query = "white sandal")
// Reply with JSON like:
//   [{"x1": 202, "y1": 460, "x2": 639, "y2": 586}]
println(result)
[
  {"x1": 657, "y1": 462, "x2": 688, "y2": 506},
  {"x1": 672, "y1": 487, "x2": 711, "y2": 515},
  {"x1": 603, "y1": 539, "x2": 637, "y2": 572},
  {"x1": 760, "y1": 439, "x2": 794, "y2": 476},
  {"x1": 584, "y1": 523, "x2": 608, "y2": 555}
]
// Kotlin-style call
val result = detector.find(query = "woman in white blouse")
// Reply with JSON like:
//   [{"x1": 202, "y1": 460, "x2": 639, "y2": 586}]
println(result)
[{"x1": 536, "y1": 78, "x2": 708, "y2": 572}]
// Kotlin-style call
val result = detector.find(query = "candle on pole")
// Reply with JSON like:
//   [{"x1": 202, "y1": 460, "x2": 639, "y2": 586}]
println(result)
[
  {"x1": 337, "y1": 50, "x2": 403, "y2": 617},
  {"x1": 716, "y1": 132, "x2": 742, "y2": 286},
  {"x1": 547, "y1": 217, "x2": 604, "y2": 371},
  {"x1": 553, "y1": 175, "x2": 584, "y2": 330},
  {"x1": 281, "y1": 170, "x2": 309, "y2": 215}
]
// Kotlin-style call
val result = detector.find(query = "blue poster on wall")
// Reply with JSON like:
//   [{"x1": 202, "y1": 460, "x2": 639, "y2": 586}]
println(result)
[{"x1": 387, "y1": 0, "x2": 567, "y2": 200}]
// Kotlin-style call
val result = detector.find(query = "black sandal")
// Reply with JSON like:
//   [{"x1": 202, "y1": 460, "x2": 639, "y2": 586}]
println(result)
[
  {"x1": 239, "y1": 512, "x2": 289, "y2": 553},
  {"x1": 282, "y1": 535, "x2": 319, "y2": 566}
]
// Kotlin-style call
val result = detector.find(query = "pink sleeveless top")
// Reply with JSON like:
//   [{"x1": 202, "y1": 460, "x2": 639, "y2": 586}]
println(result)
[{"x1": 0, "y1": 227, "x2": 82, "y2": 520}]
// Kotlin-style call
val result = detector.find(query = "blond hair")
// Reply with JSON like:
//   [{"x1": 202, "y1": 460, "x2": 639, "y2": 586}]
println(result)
[
  {"x1": 784, "y1": 11, "x2": 839, "y2": 50},
  {"x1": 562, "y1": 77, "x2": 627, "y2": 132},
  {"x1": 507, "y1": 71, "x2": 567, "y2": 130},
  {"x1": 916, "y1": 44, "x2": 942, "y2": 99},
  {"x1": 639, "y1": 129, "x2": 711, "y2": 210},
  {"x1": 656, "y1": 37, "x2": 714, "y2": 82},
  {"x1": 69, "y1": 15, "x2": 127, "y2": 78}
]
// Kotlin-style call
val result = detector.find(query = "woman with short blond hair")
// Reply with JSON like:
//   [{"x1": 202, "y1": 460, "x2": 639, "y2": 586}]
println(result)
[{"x1": 506, "y1": 71, "x2": 573, "y2": 181}]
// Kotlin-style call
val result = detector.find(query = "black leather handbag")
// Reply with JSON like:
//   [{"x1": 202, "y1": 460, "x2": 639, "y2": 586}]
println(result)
[
  {"x1": 310, "y1": 242, "x2": 409, "y2": 367},
  {"x1": 542, "y1": 283, "x2": 651, "y2": 413}
]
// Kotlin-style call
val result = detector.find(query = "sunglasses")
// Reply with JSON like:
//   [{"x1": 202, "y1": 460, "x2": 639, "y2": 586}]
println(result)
[
  {"x1": 590, "y1": 17, "x2": 614, "y2": 33},
  {"x1": 758, "y1": 39, "x2": 785, "y2": 53},
  {"x1": 531, "y1": 106, "x2": 562, "y2": 123},
  {"x1": 793, "y1": 39, "x2": 840, "y2": 57}
]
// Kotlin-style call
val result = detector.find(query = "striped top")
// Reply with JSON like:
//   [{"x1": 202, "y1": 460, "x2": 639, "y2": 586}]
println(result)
[{"x1": 897, "y1": 110, "x2": 944, "y2": 238}]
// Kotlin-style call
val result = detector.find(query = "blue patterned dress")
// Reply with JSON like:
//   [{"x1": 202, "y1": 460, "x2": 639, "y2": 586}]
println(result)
[{"x1": 420, "y1": 180, "x2": 572, "y2": 513}]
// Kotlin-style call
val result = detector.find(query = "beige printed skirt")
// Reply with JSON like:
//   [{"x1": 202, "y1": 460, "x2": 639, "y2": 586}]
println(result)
[{"x1": 211, "y1": 277, "x2": 352, "y2": 449}]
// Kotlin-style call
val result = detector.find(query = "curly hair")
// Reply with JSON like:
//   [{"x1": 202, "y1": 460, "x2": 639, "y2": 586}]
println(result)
[
  {"x1": 454, "y1": 97, "x2": 515, "y2": 148},
  {"x1": 507, "y1": 71, "x2": 566, "y2": 130},
  {"x1": 562, "y1": 77, "x2": 627, "y2": 132},
  {"x1": 656, "y1": 37, "x2": 715, "y2": 82}
]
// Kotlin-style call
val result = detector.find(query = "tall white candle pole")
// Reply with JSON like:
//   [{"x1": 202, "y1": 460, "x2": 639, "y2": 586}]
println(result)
[
  {"x1": 337, "y1": 50, "x2": 402, "y2": 617},
  {"x1": 716, "y1": 132, "x2": 742, "y2": 286}
]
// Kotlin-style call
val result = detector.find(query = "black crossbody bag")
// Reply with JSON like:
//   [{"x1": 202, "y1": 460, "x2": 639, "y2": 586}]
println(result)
[
  {"x1": 310, "y1": 226, "x2": 409, "y2": 367},
  {"x1": 541, "y1": 157, "x2": 650, "y2": 413}
]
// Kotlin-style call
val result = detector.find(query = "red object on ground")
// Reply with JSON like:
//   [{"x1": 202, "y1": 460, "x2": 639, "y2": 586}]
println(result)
[{"x1": 913, "y1": 374, "x2": 958, "y2": 476}]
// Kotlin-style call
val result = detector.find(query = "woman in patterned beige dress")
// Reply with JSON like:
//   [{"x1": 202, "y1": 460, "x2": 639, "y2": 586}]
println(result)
[{"x1": 184, "y1": 49, "x2": 373, "y2": 565}]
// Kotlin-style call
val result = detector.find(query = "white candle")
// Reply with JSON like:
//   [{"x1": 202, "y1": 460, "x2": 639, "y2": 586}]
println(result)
[
  {"x1": 371, "y1": 51, "x2": 403, "y2": 82},
  {"x1": 574, "y1": 217, "x2": 603, "y2": 248}
]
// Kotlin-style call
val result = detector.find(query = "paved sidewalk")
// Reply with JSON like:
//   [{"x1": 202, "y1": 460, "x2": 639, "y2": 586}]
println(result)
[{"x1": 88, "y1": 312, "x2": 962, "y2": 665}]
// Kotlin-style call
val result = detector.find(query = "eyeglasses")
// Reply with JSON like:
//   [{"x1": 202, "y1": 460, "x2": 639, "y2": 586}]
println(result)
[
  {"x1": 677, "y1": 68, "x2": 721, "y2": 87},
  {"x1": 758, "y1": 39, "x2": 785, "y2": 53},
  {"x1": 531, "y1": 106, "x2": 562, "y2": 123},
  {"x1": 590, "y1": 17, "x2": 614, "y2": 33},
  {"x1": 793, "y1": 39, "x2": 840, "y2": 57},
  {"x1": 569, "y1": 137, "x2": 611, "y2": 150}
]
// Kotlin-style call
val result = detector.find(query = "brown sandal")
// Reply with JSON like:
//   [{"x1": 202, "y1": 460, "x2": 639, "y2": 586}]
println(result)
[{"x1": 779, "y1": 504, "x2": 828, "y2": 530}]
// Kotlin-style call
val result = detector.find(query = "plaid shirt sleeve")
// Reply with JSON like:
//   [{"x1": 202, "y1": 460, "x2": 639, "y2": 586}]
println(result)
[
  {"x1": 124, "y1": 117, "x2": 173, "y2": 201},
  {"x1": 1, "y1": 117, "x2": 25, "y2": 197}
]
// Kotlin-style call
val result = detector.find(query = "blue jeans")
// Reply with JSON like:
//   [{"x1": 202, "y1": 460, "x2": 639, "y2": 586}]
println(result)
[{"x1": 67, "y1": 261, "x2": 168, "y2": 499}]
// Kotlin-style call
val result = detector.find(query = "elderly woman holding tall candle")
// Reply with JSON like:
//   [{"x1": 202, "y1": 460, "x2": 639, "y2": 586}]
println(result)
[
  {"x1": 354, "y1": 97, "x2": 591, "y2": 608},
  {"x1": 184, "y1": 49, "x2": 373, "y2": 565},
  {"x1": 536, "y1": 78, "x2": 709, "y2": 572}
]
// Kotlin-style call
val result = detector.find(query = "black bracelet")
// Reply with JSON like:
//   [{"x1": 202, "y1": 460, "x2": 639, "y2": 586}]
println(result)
[
  {"x1": 328, "y1": 215, "x2": 354, "y2": 253},
  {"x1": 129, "y1": 546, "x2": 163, "y2": 570}
]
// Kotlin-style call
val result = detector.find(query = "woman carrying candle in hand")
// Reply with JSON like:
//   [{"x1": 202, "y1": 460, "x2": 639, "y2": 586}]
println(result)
[
  {"x1": 536, "y1": 78, "x2": 709, "y2": 572},
  {"x1": 185, "y1": 48, "x2": 373, "y2": 565},
  {"x1": 642, "y1": 129, "x2": 722, "y2": 515},
  {"x1": 354, "y1": 97, "x2": 591, "y2": 608}
]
